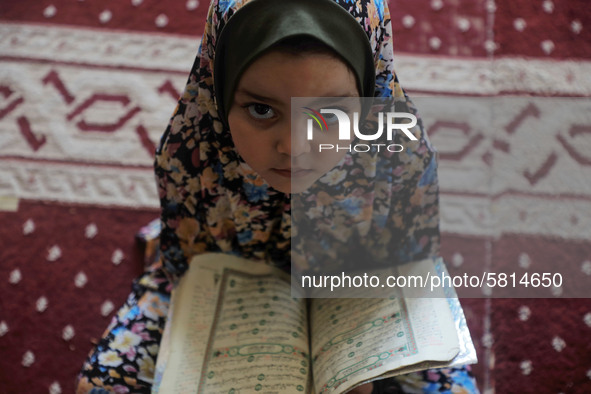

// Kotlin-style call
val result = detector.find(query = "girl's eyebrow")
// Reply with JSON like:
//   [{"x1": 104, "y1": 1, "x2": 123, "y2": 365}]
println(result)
[
  {"x1": 234, "y1": 89, "x2": 358, "y2": 105},
  {"x1": 234, "y1": 88, "x2": 282, "y2": 105}
]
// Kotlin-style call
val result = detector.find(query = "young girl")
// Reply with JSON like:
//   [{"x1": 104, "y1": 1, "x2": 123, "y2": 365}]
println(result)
[{"x1": 77, "y1": 0, "x2": 479, "y2": 392}]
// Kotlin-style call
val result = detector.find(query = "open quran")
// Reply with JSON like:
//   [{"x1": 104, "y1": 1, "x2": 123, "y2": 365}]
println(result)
[{"x1": 152, "y1": 254, "x2": 476, "y2": 394}]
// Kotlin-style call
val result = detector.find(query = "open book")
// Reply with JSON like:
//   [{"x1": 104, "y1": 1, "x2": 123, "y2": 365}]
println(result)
[{"x1": 152, "y1": 254, "x2": 477, "y2": 394}]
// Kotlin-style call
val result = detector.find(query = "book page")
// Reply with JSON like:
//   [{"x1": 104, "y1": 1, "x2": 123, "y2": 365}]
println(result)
[
  {"x1": 309, "y1": 259, "x2": 460, "y2": 394},
  {"x1": 154, "y1": 253, "x2": 311, "y2": 394},
  {"x1": 396, "y1": 258, "x2": 461, "y2": 362},
  {"x1": 434, "y1": 258, "x2": 478, "y2": 367},
  {"x1": 198, "y1": 269, "x2": 311, "y2": 393},
  {"x1": 154, "y1": 257, "x2": 221, "y2": 393},
  {"x1": 309, "y1": 296, "x2": 410, "y2": 394}
]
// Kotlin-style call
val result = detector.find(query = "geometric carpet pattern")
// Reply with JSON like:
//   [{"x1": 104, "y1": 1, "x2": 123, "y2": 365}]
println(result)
[{"x1": 1, "y1": 0, "x2": 590, "y2": 392}]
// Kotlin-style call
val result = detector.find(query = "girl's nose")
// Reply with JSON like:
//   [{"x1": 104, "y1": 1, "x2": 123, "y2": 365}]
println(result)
[{"x1": 277, "y1": 121, "x2": 311, "y2": 157}]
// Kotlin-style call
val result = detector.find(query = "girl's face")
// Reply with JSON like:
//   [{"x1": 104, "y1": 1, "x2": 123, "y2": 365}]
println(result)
[{"x1": 228, "y1": 50, "x2": 359, "y2": 194}]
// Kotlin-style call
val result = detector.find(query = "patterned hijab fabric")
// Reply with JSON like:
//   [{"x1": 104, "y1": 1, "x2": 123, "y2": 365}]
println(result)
[
  {"x1": 154, "y1": 0, "x2": 440, "y2": 281},
  {"x1": 213, "y1": 0, "x2": 375, "y2": 123},
  {"x1": 77, "y1": 1, "x2": 482, "y2": 392}
]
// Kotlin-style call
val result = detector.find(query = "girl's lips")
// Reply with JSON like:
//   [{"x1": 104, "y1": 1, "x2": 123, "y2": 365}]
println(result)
[{"x1": 272, "y1": 168, "x2": 314, "y2": 178}]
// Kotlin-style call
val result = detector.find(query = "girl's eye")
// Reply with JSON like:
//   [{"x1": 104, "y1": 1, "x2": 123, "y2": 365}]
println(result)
[
  {"x1": 323, "y1": 113, "x2": 339, "y2": 125},
  {"x1": 323, "y1": 107, "x2": 349, "y2": 125},
  {"x1": 247, "y1": 103, "x2": 275, "y2": 120}
]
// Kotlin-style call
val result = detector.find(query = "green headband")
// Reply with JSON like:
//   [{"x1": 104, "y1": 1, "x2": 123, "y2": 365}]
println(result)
[{"x1": 213, "y1": 0, "x2": 375, "y2": 125}]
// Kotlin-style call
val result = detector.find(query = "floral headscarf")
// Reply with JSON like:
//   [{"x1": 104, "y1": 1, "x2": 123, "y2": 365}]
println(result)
[{"x1": 154, "y1": 0, "x2": 440, "y2": 283}]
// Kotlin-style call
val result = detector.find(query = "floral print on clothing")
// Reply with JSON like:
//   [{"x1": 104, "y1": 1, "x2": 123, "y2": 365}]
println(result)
[
  {"x1": 77, "y1": 0, "x2": 476, "y2": 392},
  {"x1": 77, "y1": 263, "x2": 170, "y2": 393},
  {"x1": 371, "y1": 367, "x2": 479, "y2": 393},
  {"x1": 154, "y1": 0, "x2": 439, "y2": 281}
]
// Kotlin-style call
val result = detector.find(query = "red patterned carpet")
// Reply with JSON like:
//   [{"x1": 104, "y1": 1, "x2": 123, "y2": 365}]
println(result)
[{"x1": 1, "y1": 0, "x2": 591, "y2": 393}]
